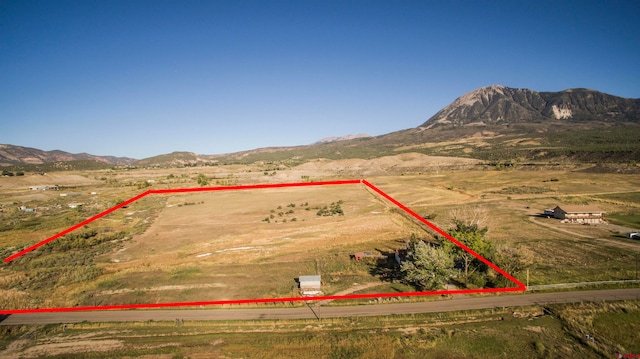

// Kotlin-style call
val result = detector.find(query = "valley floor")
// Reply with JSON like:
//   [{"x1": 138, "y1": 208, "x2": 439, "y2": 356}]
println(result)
[{"x1": 1, "y1": 156, "x2": 639, "y2": 357}]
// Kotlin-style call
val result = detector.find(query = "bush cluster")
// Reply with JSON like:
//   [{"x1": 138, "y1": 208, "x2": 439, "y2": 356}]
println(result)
[{"x1": 316, "y1": 201, "x2": 344, "y2": 216}]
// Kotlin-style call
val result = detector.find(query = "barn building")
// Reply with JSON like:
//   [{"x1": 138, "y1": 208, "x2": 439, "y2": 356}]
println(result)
[{"x1": 553, "y1": 205, "x2": 606, "y2": 224}]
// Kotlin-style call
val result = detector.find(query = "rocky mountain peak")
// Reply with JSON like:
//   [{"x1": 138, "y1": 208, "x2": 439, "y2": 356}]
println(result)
[{"x1": 420, "y1": 86, "x2": 640, "y2": 128}]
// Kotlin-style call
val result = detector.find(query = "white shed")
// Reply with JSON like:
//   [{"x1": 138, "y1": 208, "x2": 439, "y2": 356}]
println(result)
[{"x1": 298, "y1": 275, "x2": 321, "y2": 296}]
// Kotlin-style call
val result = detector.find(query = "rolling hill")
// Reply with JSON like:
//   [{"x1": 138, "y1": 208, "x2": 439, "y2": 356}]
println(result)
[{"x1": 0, "y1": 144, "x2": 136, "y2": 170}]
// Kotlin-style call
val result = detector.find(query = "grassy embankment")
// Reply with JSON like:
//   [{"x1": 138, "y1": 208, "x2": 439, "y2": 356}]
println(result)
[{"x1": 1, "y1": 301, "x2": 638, "y2": 358}]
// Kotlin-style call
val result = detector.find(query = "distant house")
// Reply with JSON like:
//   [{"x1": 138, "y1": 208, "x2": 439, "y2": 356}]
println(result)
[
  {"x1": 553, "y1": 205, "x2": 606, "y2": 224},
  {"x1": 298, "y1": 275, "x2": 322, "y2": 296},
  {"x1": 29, "y1": 185, "x2": 58, "y2": 191}
]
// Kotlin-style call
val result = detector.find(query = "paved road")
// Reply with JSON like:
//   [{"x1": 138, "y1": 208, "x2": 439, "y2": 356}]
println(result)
[{"x1": 1, "y1": 288, "x2": 639, "y2": 325}]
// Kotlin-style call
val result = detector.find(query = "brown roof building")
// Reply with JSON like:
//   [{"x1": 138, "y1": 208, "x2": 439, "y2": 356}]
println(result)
[{"x1": 553, "y1": 205, "x2": 606, "y2": 224}]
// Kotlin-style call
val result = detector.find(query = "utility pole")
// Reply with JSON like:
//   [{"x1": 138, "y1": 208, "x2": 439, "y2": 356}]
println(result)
[{"x1": 526, "y1": 269, "x2": 530, "y2": 288}]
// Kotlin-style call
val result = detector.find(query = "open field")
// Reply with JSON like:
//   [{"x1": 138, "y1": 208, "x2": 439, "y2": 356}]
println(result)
[
  {"x1": 2, "y1": 179, "x2": 441, "y2": 309},
  {"x1": 2, "y1": 156, "x2": 640, "y2": 356},
  {"x1": 88, "y1": 183, "x2": 433, "y2": 306},
  {"x1": 2, "y1": 160, "x2": 640, "y2": 309}
]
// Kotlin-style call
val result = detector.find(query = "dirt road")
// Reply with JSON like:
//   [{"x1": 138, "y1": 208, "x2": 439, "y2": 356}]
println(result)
[
  {"x1": 527, "y1": 215, "x2": 640, "y2": 252},
  {"x1": 1, "y1": 288, "x2": 638, "y2": 325}
]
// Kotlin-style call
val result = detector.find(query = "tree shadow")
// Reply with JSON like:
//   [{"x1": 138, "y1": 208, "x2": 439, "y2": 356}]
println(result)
[{"x1": 368, "y1": 249, "x2": 402, "y2": 283}]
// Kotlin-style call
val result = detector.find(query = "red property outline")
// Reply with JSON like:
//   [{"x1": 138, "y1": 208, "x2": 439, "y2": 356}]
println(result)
[{"x1": 2, "y1": 179, "x2": 525, "y2": 314}]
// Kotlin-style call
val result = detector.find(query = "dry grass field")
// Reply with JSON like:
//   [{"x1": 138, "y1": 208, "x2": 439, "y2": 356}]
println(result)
[
  {"x1": 86, "y1": 183, "x2": 428, "y2": 305},
  {"x1": 1, "y1": 176, "x2": 435, "y2": 309},
  {"x1": 2, "y1": 156, "x2": 640, "y2": 358},
  {"x1": 1, "y1": 156, "x2": 640, "y2": 310}
]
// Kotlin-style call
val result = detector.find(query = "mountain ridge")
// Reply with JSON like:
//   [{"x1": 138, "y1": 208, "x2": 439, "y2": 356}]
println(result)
[
  {"x1": 0, "y1": 144, "x2": 137, "y2": 167},
  {"x1": 3, "y1": 85, "x2": 639, "y2": 168},
  {"x1": 207, "y1": 85, "x2": 640, "y2": 165},
  {"x1": 313, "y1": 133, "x2": 372, "y2": 145}
]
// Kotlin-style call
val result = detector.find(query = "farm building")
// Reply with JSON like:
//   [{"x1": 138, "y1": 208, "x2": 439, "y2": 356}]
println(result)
[
  {"x1": 553, "y1": 205, "x2": 606, "y2": 224},
  {"x1": 298, "y1": 275, "x2": 322, "y2": 296}
]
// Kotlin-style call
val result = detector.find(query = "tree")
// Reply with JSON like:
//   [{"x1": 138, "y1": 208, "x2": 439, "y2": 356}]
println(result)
[
  {"x1": 401, "y1": 238, "x2": 454, "y2": 291},
  {"x1": 491, "y1": 245, "x2": 534, "y2": 287},
  {"x1": 196, "y1": 173, "x2": 210, "y2": 187},
  {"x1": 444, "y1": 218, "x2": 494, "y2": 287}
]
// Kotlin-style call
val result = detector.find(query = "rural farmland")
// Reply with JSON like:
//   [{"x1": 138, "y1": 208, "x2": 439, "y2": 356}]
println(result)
[{"x1": 3, "y1": 178, "x2": 447, "y2": 310}]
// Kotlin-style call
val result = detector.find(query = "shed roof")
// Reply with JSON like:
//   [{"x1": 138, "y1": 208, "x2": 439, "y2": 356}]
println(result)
[
  {"x1": 555, "y1": 205, "x2": 604, "y2": 214},
  {"x1": 299, "y1": 275, "x2": 321, "y2": 283}
]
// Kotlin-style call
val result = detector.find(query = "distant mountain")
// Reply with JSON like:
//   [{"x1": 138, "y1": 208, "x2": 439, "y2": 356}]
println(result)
[
  {"x1": 0, "y1": 144, "x2": 136, "y2": 167},
  {"x1": 134, "y1": 151, "x2": 203, "y2": 167},
  {"x1": 421, "y1": 85, "x2": 640, "y2": 128},
  {"x1": 313, "y1": 133, "x2": 371, "y2": 144},
  {"x1": 24, "y1": 85, "x2": 636, "y2": 169},
  {"x1": 211, "y1": 85, "x2": 640, "y2": 165}
]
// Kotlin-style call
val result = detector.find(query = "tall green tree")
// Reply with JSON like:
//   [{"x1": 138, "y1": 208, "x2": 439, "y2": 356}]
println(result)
[
  {"x1": 401, "y1": 238, "x2": 454, "y2": 291},
  {"x1": 444, "y1": 219, "x2": 494, "y2": 287}
]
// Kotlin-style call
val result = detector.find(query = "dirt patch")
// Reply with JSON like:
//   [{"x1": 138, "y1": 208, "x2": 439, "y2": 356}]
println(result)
[
  {"x1": 99, "y1": 283, "x2": 227, "y2": 295},
  {"x1": 397, "y1": 327, "x2": 424, "y2": 334},
  {"x1": 12, "y1": 340, "x2": 124, "y2": 358},
  {"x1": 293, "y1": 153, "x2": 480, "y2": 176},
  {"x1": 523, "y1": 325, "x2": 544, "y2": 333}
]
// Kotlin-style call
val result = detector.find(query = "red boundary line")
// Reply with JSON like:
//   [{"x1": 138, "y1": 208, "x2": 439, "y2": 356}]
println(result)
[
  {"x1": 4, "y1": 191, "x2": 152, "y2": 263},
  {"x1": 361, "y1": 180, "x2": 526, "y2": 290},
  {"x1": 2, "y1": 179, "x2": 525, "y2": 314},
  {"x1": 4, "y1": 180, "x2": 359, "y2": 263}
]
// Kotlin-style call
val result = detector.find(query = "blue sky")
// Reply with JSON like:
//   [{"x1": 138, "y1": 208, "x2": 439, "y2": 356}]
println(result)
[{"x1": 2, "y1": 0, "x2": 639, "y2": 159}]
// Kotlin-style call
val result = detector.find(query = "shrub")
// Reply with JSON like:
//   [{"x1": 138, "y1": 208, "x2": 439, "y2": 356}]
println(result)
[{"x1": 196, "y1": 174, "x2": 210, "y2": 186}]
